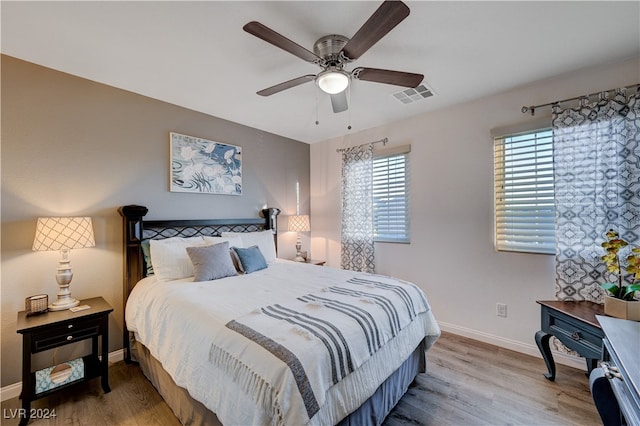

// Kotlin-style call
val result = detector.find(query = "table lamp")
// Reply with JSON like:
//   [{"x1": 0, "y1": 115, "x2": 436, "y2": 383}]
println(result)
[
  {"x1": 288, "y1": 215, "x2": 310, "y2": 262},
  {"x1": 32, "y1": 217, "x2": 95, "y2": 310}
]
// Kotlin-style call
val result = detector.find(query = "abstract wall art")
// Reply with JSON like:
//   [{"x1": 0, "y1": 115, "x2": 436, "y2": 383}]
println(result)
[{"x1": 170, "y1": 132, "x2": 242, "y2": 195}]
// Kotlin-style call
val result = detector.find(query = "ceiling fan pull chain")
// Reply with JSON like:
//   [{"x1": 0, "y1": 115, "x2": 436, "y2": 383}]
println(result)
[
  {"x1": 347, "y1": 86, "x2": 352, "y2": 130},
  {"x1": 315, "y1": 86, "x2": 320, "y2": 125}
]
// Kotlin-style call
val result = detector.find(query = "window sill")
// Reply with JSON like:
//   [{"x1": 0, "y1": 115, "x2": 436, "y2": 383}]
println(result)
[{"x1": 374, "y1": 239, "x2": 410, "y2": 244}]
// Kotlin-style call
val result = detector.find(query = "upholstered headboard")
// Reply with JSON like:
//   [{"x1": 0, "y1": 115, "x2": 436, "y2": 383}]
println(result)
[{"x1": 118, "y1": 205, "x2": 280, "y2": 361}]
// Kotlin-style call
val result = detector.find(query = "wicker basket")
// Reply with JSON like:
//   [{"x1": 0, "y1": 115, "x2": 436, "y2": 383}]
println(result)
[{"x1": 25, "y1": 294, "x2": 49, "y2": 316}]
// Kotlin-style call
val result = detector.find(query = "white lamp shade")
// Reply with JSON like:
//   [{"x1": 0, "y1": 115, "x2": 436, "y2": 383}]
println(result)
[
  {"x1": 288, "y1": 215, "x2": 311, "y2": 232},
  {"x1": 33, "y1": 217, "x2": 95, "y2": 251},
  {"x1": 316, "y1": 70, "x2": 349, "y2": 94}
]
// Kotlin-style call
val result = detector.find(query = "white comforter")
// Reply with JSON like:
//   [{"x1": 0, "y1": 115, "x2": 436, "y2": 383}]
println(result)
[{"x1": 126, "y1": 260, "x2": 440, "y2": 425}]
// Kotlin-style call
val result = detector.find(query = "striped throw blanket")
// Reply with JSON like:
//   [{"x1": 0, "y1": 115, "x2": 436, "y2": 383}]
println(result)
[{"x1": 209, "y1": 276, "x2": 430, "y2": 426}]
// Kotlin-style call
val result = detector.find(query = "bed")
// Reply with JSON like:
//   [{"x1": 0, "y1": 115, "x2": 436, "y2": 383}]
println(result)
[{"x1": 119, "y1": 205, "x2": 440, "y2": 425}]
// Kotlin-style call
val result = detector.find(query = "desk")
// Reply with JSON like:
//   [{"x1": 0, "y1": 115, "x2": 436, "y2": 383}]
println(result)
[
  {"x1": 535, "y1": 300, "x2": 604, "y2": 381},
  {"x1": 16, "y1": 297, "x2": 112, "y2": 425},
  {"x1": 590, "y1": 316, "x2": 640, "y2": 426}
]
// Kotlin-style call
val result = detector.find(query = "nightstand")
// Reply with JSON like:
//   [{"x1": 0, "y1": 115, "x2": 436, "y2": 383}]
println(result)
[
  {"x1": 16, "y1": 296, "x2": 113, "y2": 425},
  {"x1": 305, "y1": 259, "x2": 326, "y2": 266},
  {"x1": 535, "y1": 300, "x2": 604, "y2": 381}
]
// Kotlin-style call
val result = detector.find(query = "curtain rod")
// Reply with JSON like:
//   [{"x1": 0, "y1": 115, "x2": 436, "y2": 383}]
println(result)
[
  {"x1": 336, "y1": 137, "x2": 388, "y2": 153},
  {"x1": 521, "y1": 83, "x2": 640, "y2": 116}
]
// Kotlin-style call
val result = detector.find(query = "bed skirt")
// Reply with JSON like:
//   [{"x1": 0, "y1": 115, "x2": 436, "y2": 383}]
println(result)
[
  {"x1": 133, "y1": 338, "x2": 426, "y2": 426},
  {"x1": 133, "y1": 340, "x2": 222, "y2": 425}
]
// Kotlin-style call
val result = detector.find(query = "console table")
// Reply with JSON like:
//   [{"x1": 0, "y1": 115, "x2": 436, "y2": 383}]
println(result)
[{"x1": 535, "y1": 300, "x2": 604, "y2": 381}]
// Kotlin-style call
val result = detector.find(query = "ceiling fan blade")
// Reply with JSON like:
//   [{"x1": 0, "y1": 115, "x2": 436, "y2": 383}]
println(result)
[
  {"x1": 243, "y1": 21, "x2": 321, "y2": 63},
  {"x1": 352, "y1": 67, "x2": 423, "y2": 88},
  {"x1": 340, "y1": 0, "x2": 410, "y2": 61},
  {"x1": 330, "y1": 91, "x2": 348, "y2": 113},
  {"x1": 256, "y1": 75, "x2": 315, "y2": 96}
]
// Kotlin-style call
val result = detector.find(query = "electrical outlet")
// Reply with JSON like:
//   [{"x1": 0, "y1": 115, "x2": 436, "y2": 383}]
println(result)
[{"x1": 496, "y1": 303, "x2": 507, "y2": 317}]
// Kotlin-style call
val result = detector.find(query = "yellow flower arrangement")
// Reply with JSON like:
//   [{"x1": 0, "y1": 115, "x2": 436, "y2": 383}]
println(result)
[{"x1": 601, "y1": 230, "x2": 640, "y2": 301}]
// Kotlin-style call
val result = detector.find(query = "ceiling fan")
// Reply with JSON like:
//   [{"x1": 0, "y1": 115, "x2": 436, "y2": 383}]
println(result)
[{"x1": 243, "y1": 0, "x2": 423, "y2": 113}]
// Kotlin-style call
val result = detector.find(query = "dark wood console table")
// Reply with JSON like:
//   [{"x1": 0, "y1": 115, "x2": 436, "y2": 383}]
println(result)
[{"x1": 535, "y1": 300, "x2": 604, "y2": 381}]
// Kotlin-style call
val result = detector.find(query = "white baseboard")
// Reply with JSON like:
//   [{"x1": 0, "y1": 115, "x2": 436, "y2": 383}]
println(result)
[
  {"x1": 0, "y1": 382, "x2": 22, "y2": 403},
  {"x1": 438, "y1": 321, "x2": 587, "y2": 371},
  {"x1": 0, "y1": 349, "x2": 124, "y2": 402}
]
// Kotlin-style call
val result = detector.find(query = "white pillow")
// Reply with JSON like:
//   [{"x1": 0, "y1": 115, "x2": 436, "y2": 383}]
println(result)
[
  {"x1": 220, "y1": 230, "x2": 277, "y2": 263},
  {"x1": 150, "y1": 236, "x2": 207, "y2": 281},
  {"x1": 202, "y1": 235, "x2": 243, "y2": 248}
]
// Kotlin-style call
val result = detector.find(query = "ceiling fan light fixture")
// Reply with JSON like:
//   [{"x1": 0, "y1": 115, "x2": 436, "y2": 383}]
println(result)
[{"x1": 316, "y1": 69, "x2": 350, "y2": 94}]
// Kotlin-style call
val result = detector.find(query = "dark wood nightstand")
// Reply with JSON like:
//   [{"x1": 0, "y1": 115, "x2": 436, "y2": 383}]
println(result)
[
  {"x1": 535, "y1": 300, "x2": 604, "y2": 381},
  {"x1": 305, "y1": 259, "x2": 326, "y2": 266},
  {"x1": 16, "y1": 296, "x2": 113, "y2": 425}
]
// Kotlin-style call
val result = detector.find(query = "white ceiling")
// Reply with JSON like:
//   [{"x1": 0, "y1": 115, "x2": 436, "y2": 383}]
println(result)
[{"x1": 2, "y1": 1, "x2": 639, "y2": 144}]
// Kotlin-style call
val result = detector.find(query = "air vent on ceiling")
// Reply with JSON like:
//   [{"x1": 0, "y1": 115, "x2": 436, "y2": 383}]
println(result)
[{"x1": 392, "y1": 84, "x2": 435, "y2": 104}]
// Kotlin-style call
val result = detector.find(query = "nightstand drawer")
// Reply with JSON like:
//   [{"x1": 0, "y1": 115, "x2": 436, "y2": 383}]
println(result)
[
  {"x1": 540, "y1": 302, "x2": 604, "y2": 360},
  {"x1": 32, "y1": 318, "x2": 102, "y2": 352}
]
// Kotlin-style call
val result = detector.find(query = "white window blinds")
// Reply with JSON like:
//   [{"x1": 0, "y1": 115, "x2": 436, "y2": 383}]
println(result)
[
  {"x1": 494, "y1": 129, "x2": 555, "y2": 254},
  {"x1": 373, "y1": 149, "x2": 410, "y2": 243}
]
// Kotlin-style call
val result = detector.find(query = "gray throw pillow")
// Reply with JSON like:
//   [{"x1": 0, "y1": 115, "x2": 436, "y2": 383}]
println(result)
[{"x1": 186, "y1": 241, "x2": 237, "y2": 281}]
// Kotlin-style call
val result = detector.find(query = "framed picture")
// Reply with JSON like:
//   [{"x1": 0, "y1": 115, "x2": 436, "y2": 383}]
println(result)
[{"x1": 170, "y1": 132, "x2": 242, "y2": 195}]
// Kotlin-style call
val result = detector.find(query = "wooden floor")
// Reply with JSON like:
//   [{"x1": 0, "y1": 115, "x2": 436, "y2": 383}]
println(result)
[
  {"x1": 383, "y1": 333, "x2": 599, "y2": 426},
  {"x1": 2, "y1": 332, "x2": 600, "y2": 425}
]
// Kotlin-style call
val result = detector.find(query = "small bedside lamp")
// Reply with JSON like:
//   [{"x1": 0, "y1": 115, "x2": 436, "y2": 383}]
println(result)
[
  {"x1": 32, "y1": 217, "x2": 95, "y2": 311},
  {"x1": 288, "y1": 215, "x2": 310, "y2": 262}
]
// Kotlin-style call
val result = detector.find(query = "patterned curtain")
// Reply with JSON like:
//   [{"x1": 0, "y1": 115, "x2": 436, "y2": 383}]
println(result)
[
  {"x1": 341, "y1": 144, "x2": 375, "y2": 273},
  {"x1": 553, "y1": 88, "x2": 640, "y2": 302}
]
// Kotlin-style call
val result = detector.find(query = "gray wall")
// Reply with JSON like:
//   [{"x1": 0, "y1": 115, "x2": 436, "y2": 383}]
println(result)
[{"x1": 1, "y1": 55, "x2": 310, "y2": 387}]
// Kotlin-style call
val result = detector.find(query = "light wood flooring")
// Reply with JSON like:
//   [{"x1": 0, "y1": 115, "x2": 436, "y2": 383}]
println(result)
[{"x1": 2, "y1": 332, "x2": 600, "y2": 425}]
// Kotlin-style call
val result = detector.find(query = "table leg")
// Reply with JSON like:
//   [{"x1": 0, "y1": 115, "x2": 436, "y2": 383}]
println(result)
[
  {"x1": 100, "y1": 318, "x2": 110, "y2": 393},
  {"x1": 20, "y1": 333, "x2": 32, "y2": 426},
  {"x1": 18, "y1": 408, "x2": 29, "y2": 426},
  {"x1": 535, "y1": 330, "x2": 556, "y2": 381}
]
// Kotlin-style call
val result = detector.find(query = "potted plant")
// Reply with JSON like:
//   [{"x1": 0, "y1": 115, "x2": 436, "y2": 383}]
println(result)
[{"x1": 600, "y1": 230, "x2": 640, "y2": 321}]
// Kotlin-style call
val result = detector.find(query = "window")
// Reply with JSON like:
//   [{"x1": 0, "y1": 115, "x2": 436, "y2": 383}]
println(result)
[
  {"x1": 494, "y1": 129, "x2": 554, "y2": 254},
  {"x1": 373, "y1": 147, "x2": 410, "y2": 243}
]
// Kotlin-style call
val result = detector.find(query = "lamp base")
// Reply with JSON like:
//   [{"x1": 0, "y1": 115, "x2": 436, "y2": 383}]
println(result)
[
  {"x1": 293, "y1": 237, "x2": 306, "y2": 262},
  {"x1": 49, "y1": 297, "x2": 80, "y2": 311}
]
